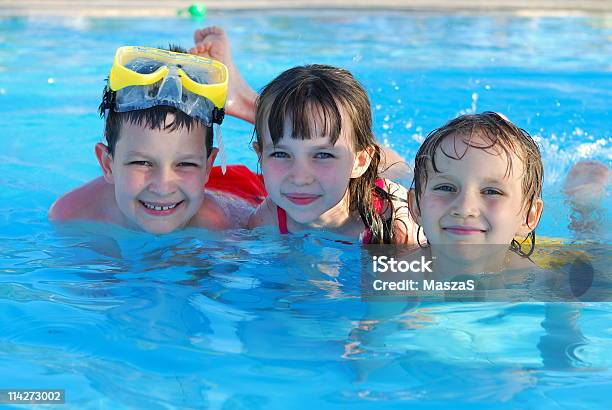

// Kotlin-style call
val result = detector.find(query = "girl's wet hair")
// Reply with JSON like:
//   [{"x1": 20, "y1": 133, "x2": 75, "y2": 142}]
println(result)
[
  {"x1": 255, "y1": 64, "x2": 400, "y2": 244},
  {"x1": 412, "y1": 112, "x2": 543, "y2": 255}
]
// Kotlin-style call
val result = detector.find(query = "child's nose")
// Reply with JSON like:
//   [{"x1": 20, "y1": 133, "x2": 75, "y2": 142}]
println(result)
[
  {"x1": 450, "y1": 190, "x2": 480, "y2": 218},
  {"x1": 149, "y1": 167, "x2": 178, "y2": 196},
  {"x1": 288, "y1": 159, "x2": 315, "y2": 186}
]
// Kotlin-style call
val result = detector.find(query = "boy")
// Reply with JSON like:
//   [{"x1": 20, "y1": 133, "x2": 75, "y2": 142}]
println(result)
[{"x1": 49, "y1": 45, "x2": 266, "y2": 234}]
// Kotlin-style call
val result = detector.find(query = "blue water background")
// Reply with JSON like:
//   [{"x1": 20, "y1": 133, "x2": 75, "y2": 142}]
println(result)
[{"x1": 0, "y1": 11, "x2": 611, "y2": 409}]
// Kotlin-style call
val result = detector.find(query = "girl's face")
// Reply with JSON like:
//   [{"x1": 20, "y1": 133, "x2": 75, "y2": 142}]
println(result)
[
  {"x1": 256, "y1": 113, "x2": 370, "y2": 225},
  {"x1": 413, "y1": 134, "x2": 543, "y2": 246}
]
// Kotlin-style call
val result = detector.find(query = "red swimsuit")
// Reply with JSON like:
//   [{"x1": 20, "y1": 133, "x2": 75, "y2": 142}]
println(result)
[{"x1": 204, "y1": 165, "x2": 267, "y2": 206}]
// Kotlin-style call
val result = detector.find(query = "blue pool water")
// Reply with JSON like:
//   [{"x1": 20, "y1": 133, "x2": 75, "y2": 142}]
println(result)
[{"x1": 0, "y1": 11, "x2": 611, "y2": 409}]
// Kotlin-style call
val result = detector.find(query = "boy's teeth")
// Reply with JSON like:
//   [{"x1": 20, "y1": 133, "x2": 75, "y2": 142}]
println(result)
[{"x1": 143, "y1": 202, "x2": 178, "y2": 211}]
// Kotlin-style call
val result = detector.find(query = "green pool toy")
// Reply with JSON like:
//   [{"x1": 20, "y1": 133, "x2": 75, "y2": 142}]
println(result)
[{"x1": 178, "y1": 2, "x2": 207, "y2": 20}]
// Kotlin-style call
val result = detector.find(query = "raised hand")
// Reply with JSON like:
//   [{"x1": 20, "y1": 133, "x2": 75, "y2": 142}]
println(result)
[{"x1": 190, "y1": 26, "x2": 257, "y2": 123}]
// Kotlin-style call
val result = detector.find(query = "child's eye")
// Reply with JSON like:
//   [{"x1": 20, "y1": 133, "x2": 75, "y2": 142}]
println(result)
[
  {"x1": 314, "y1": 152, "x2": 335, "y2": 159},
  {"x1": 270, "y1": 151, "x2": 290, "y2": 159},
  {"x1": 129, "y1": 160, "x2": 152, "y2": 167},
  {"x1": 177, "y1": 162, "x2": 200, "y2": 167},
  {"x1": 433, "y1": 184, "x2": 456, "y2": 192},
  {"x1": 482, "y1": 188, "x2": 503, "y2": 196}
]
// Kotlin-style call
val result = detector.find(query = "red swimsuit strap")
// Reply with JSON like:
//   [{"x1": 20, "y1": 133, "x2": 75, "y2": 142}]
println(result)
[
  {"x1": 362, "y1": 178, "x2": 387, "y2": 244},
  {"x1": 277, "y1": 178, "x2": 387, "y2": 242},
  {"x1": 276, "y1": 206, "x2": 289, "y2": 234},
  {"x1": 372, "y1": 178, "x2": 386, "y2": 214}
]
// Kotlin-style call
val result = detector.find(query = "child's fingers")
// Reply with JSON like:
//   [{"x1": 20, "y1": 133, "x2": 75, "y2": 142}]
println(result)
[
  {"x1": 191, "y1": 27, "x2": 219, "y2": 56},
  {"x1": 190, "y1": 41, "x2": 213, "y2": 56},
  {"x1": 188, "y1": 44, "x2": 202, "y2": 55},
  {"x1": 193, "y1": 26, "x2": 224, "y2": 44},
  {"x1": 193, "y1": 28, "x2": 207, "y2": 43}
]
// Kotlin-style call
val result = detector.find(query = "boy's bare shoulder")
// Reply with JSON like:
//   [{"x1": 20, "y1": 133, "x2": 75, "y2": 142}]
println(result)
[
  {"x1": 247, "y1": 198, "x2": 276, "y2": 228},
  {"x1": 49, "y1": 177, "x2": 115, "y2": 221}
]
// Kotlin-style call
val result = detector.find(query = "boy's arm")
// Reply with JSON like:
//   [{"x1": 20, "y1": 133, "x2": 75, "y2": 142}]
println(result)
[
  {"x1": 49, "y1": 177, "x2": 113, "y2": 221},
  {"x1": 190, "y1": 26, "x2": 257, "y2": 124}
]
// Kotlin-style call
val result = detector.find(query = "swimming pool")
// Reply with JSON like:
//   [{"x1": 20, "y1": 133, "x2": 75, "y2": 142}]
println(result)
[{"x1": 0, "y1": 10, "x2": 611, "y2": 408}]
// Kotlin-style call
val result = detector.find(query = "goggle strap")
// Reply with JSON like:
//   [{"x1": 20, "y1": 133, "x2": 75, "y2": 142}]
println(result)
[
  {"x1": 212, "y1": 107, "x2": 225, "y2": 125},
  {"x1": 100, "y1": 84, "x2": 115, "y2": 121},
  {"x1": 216, "y1": 123, "x2": 227, "y2": 175}
]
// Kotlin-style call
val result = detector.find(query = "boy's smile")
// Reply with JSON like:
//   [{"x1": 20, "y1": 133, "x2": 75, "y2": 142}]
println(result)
[
  {"x1": 98, "y1": 116, "x2": 216, "y2": 234},
  {"x1": 140, "y1": 200, "x2": 182, "y2": 213},
  {"x1": 416, "y1": 134, "x2": 541, "y2": 246}
]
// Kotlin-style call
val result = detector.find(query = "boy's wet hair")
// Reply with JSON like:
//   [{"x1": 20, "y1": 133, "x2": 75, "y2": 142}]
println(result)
[
  {"x1": 98, "y1": 45, "x2": 213, "y2": 157},
  {"x1": 255, "y1": 64, "x2": 401, "y2": 244},
  {"x1": 412, "y1": 112, "x2": 543, "y2": 254}
]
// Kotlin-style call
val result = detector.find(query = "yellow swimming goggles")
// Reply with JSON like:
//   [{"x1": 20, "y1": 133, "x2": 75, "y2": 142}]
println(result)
[{"x1": 108, "y1": 46, "x2": 228, "y2": 125}]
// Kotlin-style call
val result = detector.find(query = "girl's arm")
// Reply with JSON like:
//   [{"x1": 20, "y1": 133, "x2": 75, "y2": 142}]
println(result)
[
  {"x1": 190, "y1": 26, "x2": 258, "y2": 124},
  {"x1": 379, "y1": 146, "x2": 413, "y2": 182}
]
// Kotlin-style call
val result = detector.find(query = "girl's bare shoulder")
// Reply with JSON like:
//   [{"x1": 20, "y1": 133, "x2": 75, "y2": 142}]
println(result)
[
  {"x1": 193, "y1": 191, "x2": 254, "y2": 230},
  {"x1": 381, "y1": 179, "x2": 419, "y2": 246},
  {"x1": 247, "y1": 198, "x2": 277, "y2": 228}
]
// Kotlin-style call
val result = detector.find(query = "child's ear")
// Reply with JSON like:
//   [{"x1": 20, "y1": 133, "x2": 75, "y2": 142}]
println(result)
[
  {"x1": 517, "y1": 198, "x2": 544, "y2": 237},
  {"x1": 204, "y1": 147, "x2": 219, "y2": 181},
  {"x1": 95, "y1": 143, "x2": 114, "y2": 184},
  {"x1": 408, "y1": 188, "x2": 422, "y2": 225},
  {"x1": 351, "y1": 145, "x2": 375, "y2": 178},
  {"x1": 252, "y1": 141, "x2": 262, "y2": 158}
]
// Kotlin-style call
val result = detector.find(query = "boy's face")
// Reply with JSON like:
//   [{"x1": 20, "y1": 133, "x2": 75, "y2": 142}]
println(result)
[
  {"x1": 414, "y1": 134, "x2": 542, "y2": 246},
  {"x1": 98, "y1": 115, "x2": 216, "y2": 234}
]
